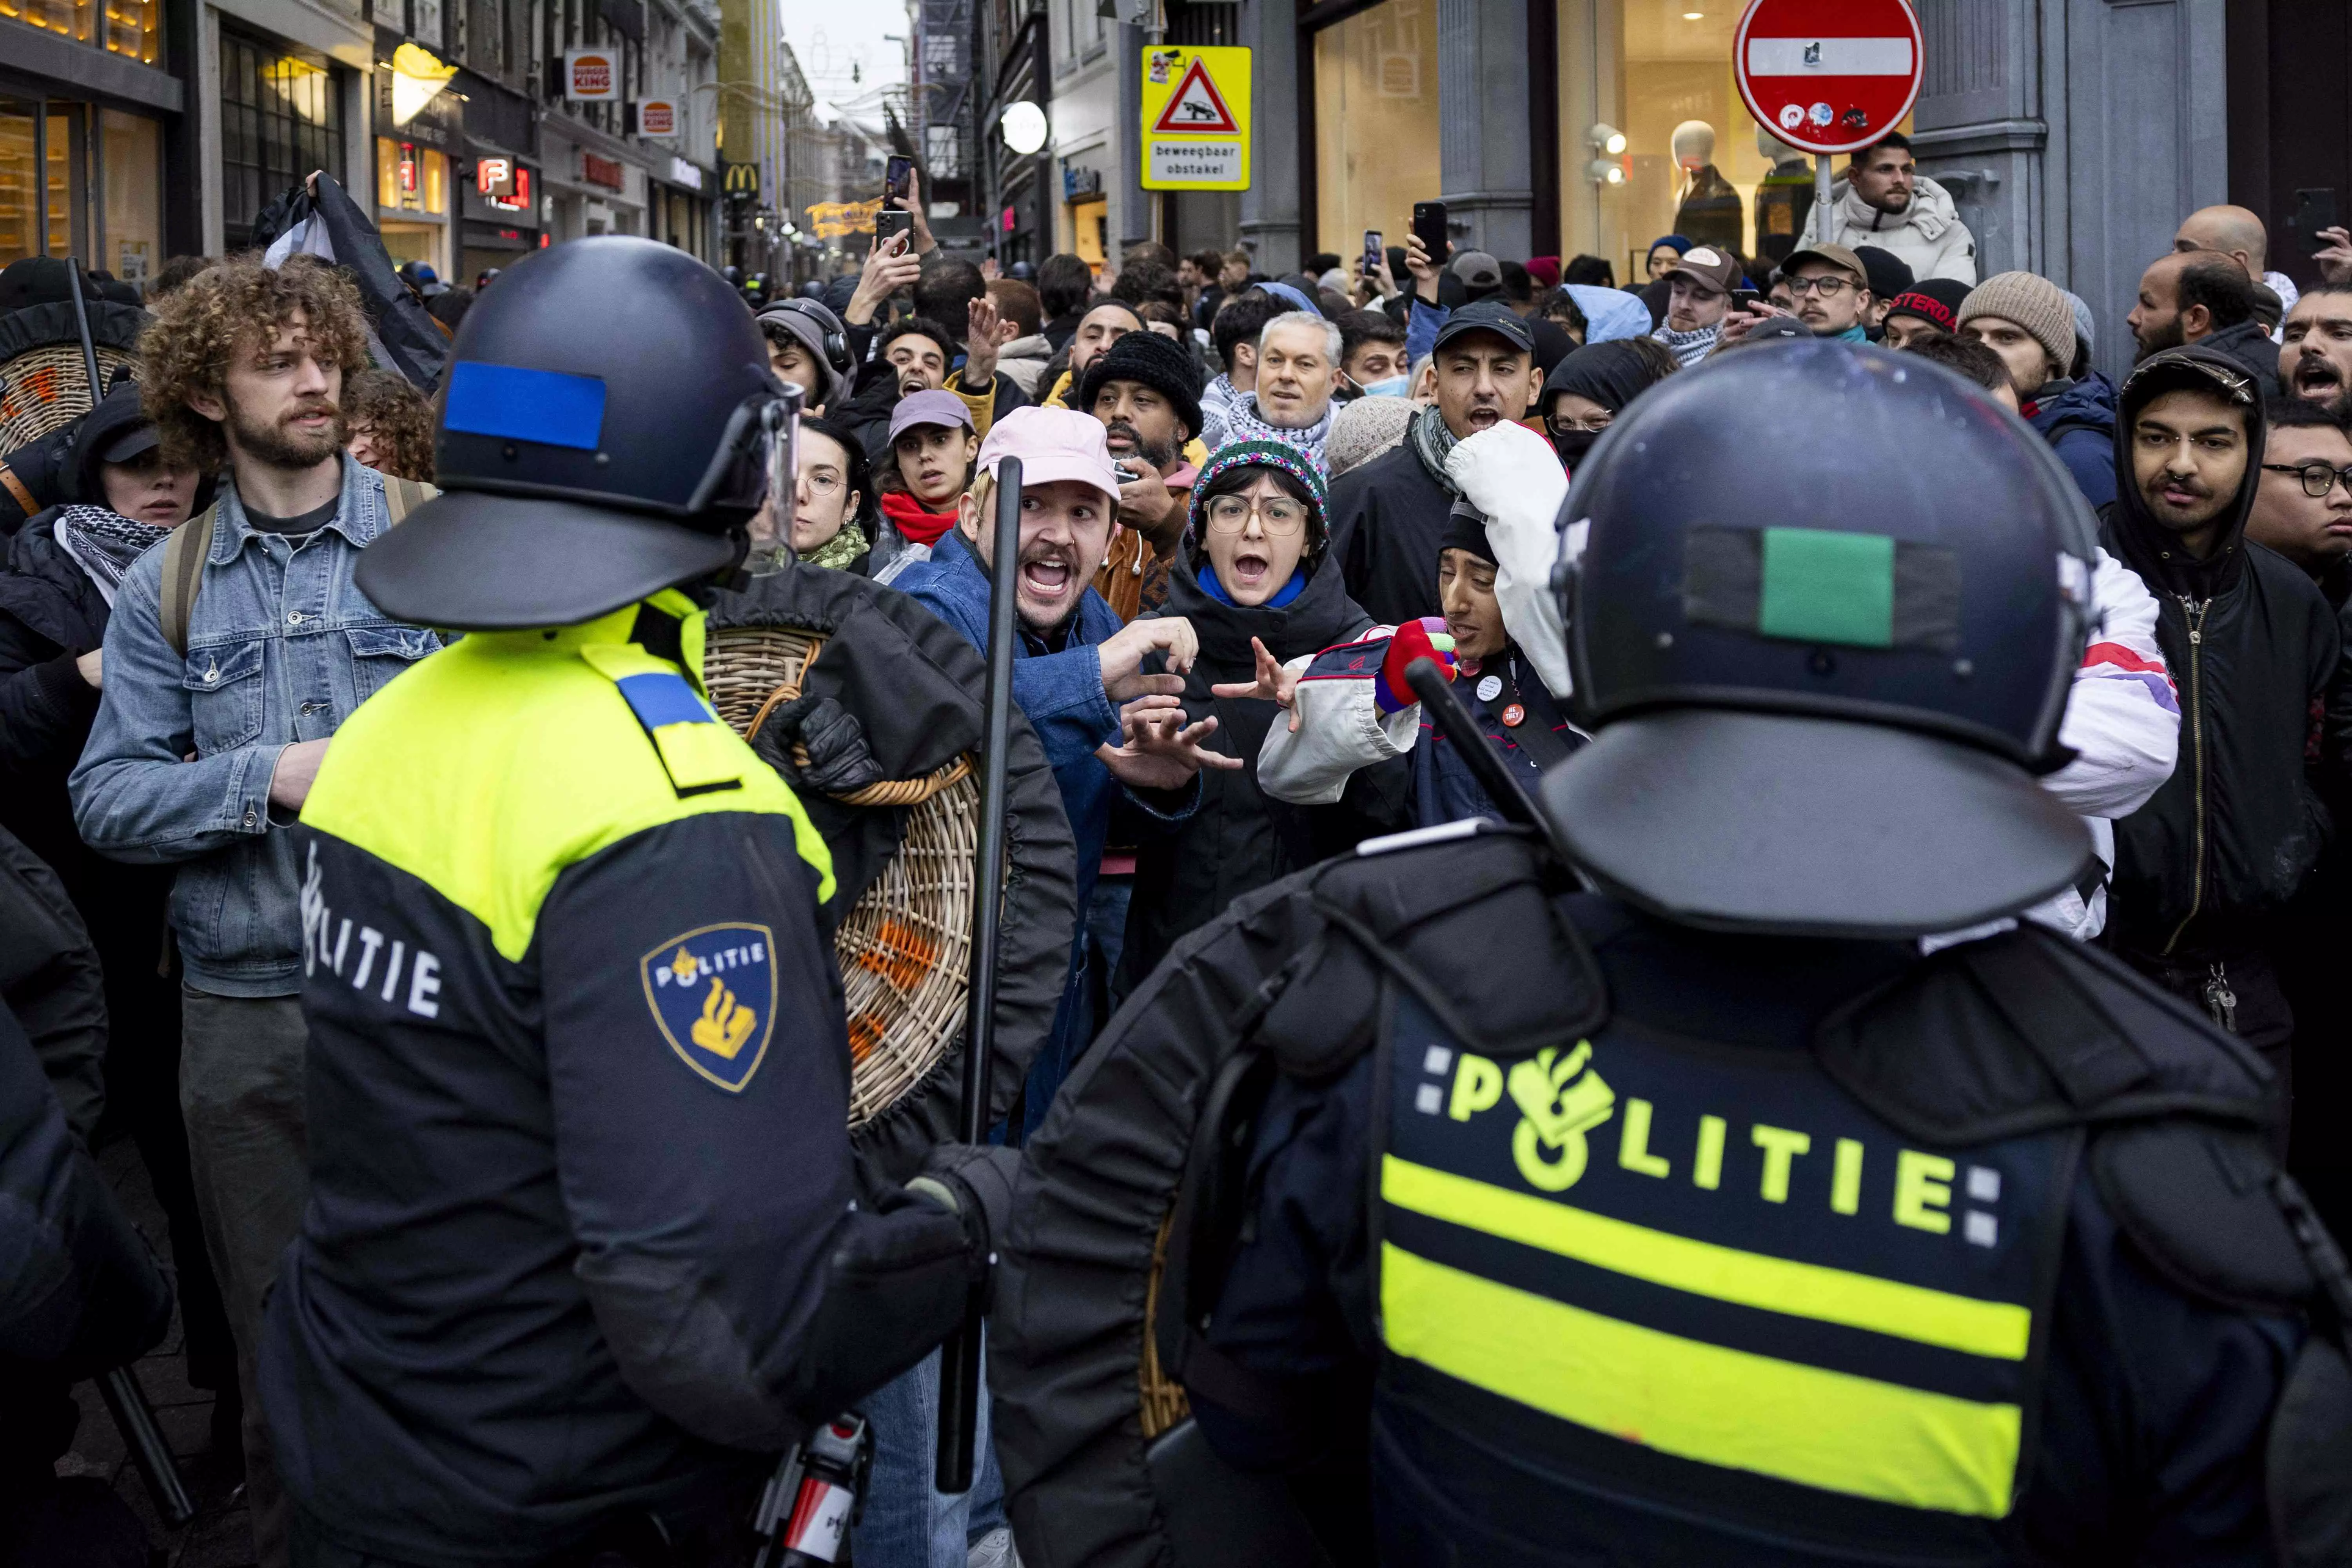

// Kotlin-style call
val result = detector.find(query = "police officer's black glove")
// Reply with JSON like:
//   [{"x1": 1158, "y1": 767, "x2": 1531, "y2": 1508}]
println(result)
[
  {"x1": 750, "y1": 694, "x2": 886, "y2": 795},
  {"x1": 908, "y1": 1143, "x2": 1021, "y2": 1269}
]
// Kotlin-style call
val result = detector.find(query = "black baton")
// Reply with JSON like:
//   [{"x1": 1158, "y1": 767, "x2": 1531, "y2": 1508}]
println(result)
[
  {"x1": 1405, "y1": 657, "x2": 1577, "y2": 867},
  {"x1": 65, "y1": 256, "x2": 103, "y2": 409},
  {"x1": 935, "y1": 454, "x2": 1024, "y2": 1493},
  {"x1": 99, "y1": 1365, "x2": 195, "y2": 1528}
]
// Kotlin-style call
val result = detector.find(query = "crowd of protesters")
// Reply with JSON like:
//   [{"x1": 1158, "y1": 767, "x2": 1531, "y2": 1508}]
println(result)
[{"x1": 8, "y1": 129, "x2": 2352, "y2": 1568}]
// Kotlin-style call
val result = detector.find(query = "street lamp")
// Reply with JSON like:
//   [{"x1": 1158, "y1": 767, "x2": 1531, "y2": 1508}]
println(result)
[{"x1": 1000, "y1": 101, "x2": 1049, "y2": 156}]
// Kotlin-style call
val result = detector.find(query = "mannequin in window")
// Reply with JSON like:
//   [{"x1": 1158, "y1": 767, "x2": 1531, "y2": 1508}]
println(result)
[
  {"x1": 1671, "y1": 120, "x2": 1744, "y2": 254},
  {"x1": 1753, "y1": 125, "x2": 1813, "y2": 264}
]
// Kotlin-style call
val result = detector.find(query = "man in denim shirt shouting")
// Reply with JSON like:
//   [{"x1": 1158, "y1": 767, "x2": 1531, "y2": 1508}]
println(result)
[{"x1": 70, "y1": 254, "x2": 436, "y2": 1568}]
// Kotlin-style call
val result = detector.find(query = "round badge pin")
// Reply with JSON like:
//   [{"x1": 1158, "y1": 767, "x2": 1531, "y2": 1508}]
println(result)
[
  {"x1": 1779, "y1": 103, "x2": 1804, "y2": 130},
  {"x1": 1476, "y1": 674, "x2": 1503, "y2": 703},
  {"x1": 1808, "y1": 102, "x2": 1834, "y2": 127},
  {"x1": 1500, "y1": 703, "x2": 1526, "y2": 728}
]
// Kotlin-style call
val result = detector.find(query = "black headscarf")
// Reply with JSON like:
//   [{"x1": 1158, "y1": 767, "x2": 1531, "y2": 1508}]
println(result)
[
  {"x1": 2103, "y1": 345, "x2": 2266, "y2": 601},
  {"x1": 1538, "y1": 340, "x2": 1666, "y2": 466}
]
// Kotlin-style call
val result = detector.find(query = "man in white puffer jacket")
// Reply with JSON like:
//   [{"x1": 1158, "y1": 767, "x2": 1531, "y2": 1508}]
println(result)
[
  {"x1": 1796, "y1": 132, "x2": 1978, "y2": 286},
  {"x1": 1259, "y1": 415, "x2": 2176, "y2": 940}
]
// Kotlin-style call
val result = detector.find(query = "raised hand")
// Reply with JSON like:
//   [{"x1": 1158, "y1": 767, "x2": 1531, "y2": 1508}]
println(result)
[{"x1": 1208, "y1": 636, "x2": 1301, "y2": 732}]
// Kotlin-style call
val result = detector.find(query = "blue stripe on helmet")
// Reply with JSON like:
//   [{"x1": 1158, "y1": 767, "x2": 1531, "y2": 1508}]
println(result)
[{"x1": 444, "y1": 361, "x2": 608, "y2": 451}]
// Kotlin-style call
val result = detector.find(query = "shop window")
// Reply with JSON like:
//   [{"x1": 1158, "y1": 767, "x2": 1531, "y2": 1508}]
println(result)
[
  {"x1": 1311, "y1": 0, "x2": 1440, "y2": 263},
  {"x1": 0, "y1": 0, "x2": 159, "y2": 62},
  {"x1": 1560, "y1": 1, "x2": 1908, "y2": 285},
  {"x1": 221, "y1": 31, "x2": 346, "y2": 247},
  {"x1": 100, "y1": 109, "x2": 159, "y2": 289}
]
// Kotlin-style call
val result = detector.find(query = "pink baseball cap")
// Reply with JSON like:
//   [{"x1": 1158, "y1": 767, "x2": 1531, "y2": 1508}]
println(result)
[{"x1": 975, "y1": 406, "x2": 1122, "y2": 512}]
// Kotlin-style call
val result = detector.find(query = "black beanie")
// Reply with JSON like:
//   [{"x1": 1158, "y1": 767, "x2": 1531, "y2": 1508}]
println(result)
[
  {"x1": 1438, "y1": 498, "x2": 1495, "y2": 563},
  {"x1": 1075, "y1": 328, "x2": 1204, "y2": 444}
]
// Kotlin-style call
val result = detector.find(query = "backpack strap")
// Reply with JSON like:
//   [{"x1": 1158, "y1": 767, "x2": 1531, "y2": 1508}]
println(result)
[
  {"x1": 0, "y1": 460, "x2": 37, "y2": 517},
  {"x1": 158, "y1": 502, "x2": 218, "y2": 660},
  {"x1": 380, "y1": 474, "x2": 436, "y2": 528}
]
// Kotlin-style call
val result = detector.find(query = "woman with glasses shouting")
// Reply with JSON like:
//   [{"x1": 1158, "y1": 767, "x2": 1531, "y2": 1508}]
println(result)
[{"x1": 1115, "y1": 440, "x2": 1399, "y2": 987}]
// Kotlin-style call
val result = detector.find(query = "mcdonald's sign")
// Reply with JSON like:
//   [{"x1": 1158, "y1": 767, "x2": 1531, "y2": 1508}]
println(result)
[{"x1": 721, "y1": 162, "x2": 760, "y2": 198}]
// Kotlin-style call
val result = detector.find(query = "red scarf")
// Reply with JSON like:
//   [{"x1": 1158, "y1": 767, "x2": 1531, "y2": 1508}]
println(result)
[{"x1": 881, "y1": 490, "x2": 958, "y2": 548}]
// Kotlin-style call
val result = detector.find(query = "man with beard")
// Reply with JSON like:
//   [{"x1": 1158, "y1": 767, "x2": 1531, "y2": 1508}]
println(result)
[
  {"x1": 1795, "y1": 130, "x2": 1978, "y2": 283},
  {"x1": 894, "y1": 406, "x2": 1226, "y2": 1135},
  {"x1": 1958, "y1": 271, "x2": 2118, "y2": 507},
  {"x1": 2100, "y1": 348, "x2": 2348, "y2": 1122},
  {"x1": 2127, "y1": 252, "x2": 2280, "y2": 394},
  {"x1": 1038, "y1": 298, "x2": 1144, "y2": 412},
  {"x1": 1328, "y1": 301, "x2": 1535, "y2": 625},
  {"x1": 1650, "y1": 244, "x2": 1736, "y2": 367},
  {"x1": 2279, "y1": 286, "x2": 2352, "y2": 417},
  {"x1": 1080, "y1": 328, "x2": 1203, "y2": 622},
  {"x1": 70, "y1": 253, "x2": 437, "y2": 1568}
]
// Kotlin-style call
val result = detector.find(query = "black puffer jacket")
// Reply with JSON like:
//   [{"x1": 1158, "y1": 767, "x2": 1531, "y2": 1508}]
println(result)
[
  {"x1": 2099, "y1": 346, "x2": 2349, "y2": 962},
  {"x1": 0, "y1": 513, "x2": 109, "y2": 873},
  {"x1": 1120, "y1": 557, "x2": 1400, "y2": 987}
]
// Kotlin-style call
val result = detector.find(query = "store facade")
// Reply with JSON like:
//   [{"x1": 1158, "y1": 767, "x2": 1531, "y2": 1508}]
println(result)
[
  {"x1": 372, "y1": 41, "x2": 463, "y2": 278},
  {"x1": 1219, "y1": 0, "x2": 2225, "y2": 377},
  {"x1": 0, "y1": 0, "x2": 180, "y2": 285}
]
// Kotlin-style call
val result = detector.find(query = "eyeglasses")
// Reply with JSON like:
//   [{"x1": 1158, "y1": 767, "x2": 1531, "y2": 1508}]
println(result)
[
  {"x1": 1785, "y1": 274, "x2": 1857, "y2": 299},
  {"x1": 2261, "y1": 461, "x2": 2352, "y2": 498},
  {"x1": 1548, "y1": 413, "x2": 1612, "y2": 435},
  {"x1": 800, "y1": 470, "x2": 844, "y2": 496},
  {"x1": 1205, "y1": 494, "x2": 1308, "y2": 535}
]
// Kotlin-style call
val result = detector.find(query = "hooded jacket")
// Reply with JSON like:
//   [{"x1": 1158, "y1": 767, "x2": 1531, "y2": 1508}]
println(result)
[
  {"x1": 1120, "y1": 553, "x2": 1388, "y2": 985},
  {"x1": 2195, "y1": 319, "x2": 2285, "y2": 399},
  {"x1": 1797, "y1": 173, "x2": 1978, "y2": 285},
  {"x1": 2024, "y1": 372, "x2": 2119, "y2": 511},
  {"x1": 996, "y1": 332, "x2": 1056, "y2": 397},
  {"x1": 2098, "y1": 346, "x2": 2348, "y2": 962}
]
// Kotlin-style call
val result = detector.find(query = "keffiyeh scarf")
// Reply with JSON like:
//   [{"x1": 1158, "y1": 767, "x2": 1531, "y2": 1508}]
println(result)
[
  {"x1": 802, "y1": 521, "x2": 869, "y2": 572},
  {"x1": 1407, "y1": 405, "x2": 1463, "y2": 495},
  {"x1": 1210, "y1": 395, "x2": 1335, "y2": 467},
  {"x1": 1653, "y1": 321, "x2": 1721, "y2": 368},
  {"x1": 52, "y1": 505, "x2": 173, "y2": 606}
]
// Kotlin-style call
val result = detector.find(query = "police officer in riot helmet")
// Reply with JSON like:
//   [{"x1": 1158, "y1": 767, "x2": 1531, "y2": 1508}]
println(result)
[
  {"x1": 1075, "y1": 342, "x2": 2352, "y2": 1563},
  {"x1": 257, "y1": 237, "x2": 1014, "y2": 1566}
]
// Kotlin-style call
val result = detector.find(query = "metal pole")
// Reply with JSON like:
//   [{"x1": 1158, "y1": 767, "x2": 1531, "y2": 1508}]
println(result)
[
  {"x1": 1814, "y1": 154, "x2": 1835, "y2": 265},
  {"x1": 98, "y1": 1367, "x2": 194, "y2": 1528},
  {"x1": 65, "y1": 255, "x2": 102, "y2": 410},
  {"x1": 935, "y1": 452, "x2": 1023, "y2": 1495}
]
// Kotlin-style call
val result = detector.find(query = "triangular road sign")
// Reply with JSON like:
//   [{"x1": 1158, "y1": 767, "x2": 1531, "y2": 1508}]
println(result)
[{"x1": 1152, "y1": 56, "x2": 1239, "y2": 134}]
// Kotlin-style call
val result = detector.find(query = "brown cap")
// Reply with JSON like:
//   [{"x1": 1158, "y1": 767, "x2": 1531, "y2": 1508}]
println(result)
[
  {"x1": 1665, "y1": 244, "x2": 1740, "y2": 295},
  {"x1": 1780, "y1": 242, "x2": 1869, "y2": 290}
]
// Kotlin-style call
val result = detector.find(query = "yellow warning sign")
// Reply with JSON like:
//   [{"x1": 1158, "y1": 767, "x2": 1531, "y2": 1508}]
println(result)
[{"x1": 1140, "y1": 45, "x2": 1250, "y2": 192}]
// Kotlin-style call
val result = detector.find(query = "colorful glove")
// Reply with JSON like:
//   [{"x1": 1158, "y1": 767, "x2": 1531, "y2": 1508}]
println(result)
[{"x1": 1377, "y1": 616, "x2": 1457, "y2": 714}]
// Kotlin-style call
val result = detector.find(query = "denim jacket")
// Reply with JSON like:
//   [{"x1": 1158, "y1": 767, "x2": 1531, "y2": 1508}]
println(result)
[
  {"x1": 893, "y1": 528, "x2": 1195, "y2": 918},
  {"x1": 70, "y1": 459, "x2": 438, "y2": 996}
]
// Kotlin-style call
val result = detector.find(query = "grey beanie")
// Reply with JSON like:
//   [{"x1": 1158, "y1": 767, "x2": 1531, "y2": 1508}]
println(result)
[
  {"x1": 1956, "y1": 272, "x2": 2076, "y2": 381},
  {"x1": 2061, "y1": 288, "x2": 2094, "y2": 359},
  {"x1": 1327, "y1": 396, "x2": 1417, "y2": 479}
]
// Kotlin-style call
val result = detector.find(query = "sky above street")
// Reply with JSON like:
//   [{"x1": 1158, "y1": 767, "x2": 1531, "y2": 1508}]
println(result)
[{"x1": 777, "y1": 0, "x2": 909, "y2": 106}]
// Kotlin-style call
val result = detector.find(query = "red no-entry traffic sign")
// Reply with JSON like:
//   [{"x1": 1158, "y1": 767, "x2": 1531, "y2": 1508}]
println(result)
[{"x1": 1734, "y1": 0, "x2": 1924, "y2": 157}]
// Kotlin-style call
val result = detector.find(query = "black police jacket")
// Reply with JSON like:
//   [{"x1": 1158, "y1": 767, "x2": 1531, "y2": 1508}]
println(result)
[{"x1": 991, "y1": 828, "x2": 2352, "y2": 1568}]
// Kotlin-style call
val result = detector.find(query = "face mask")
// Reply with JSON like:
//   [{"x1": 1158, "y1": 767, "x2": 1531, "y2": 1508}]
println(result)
[
  {"x1": 1360, "y1": 375, "x2": 1412, "y2": 399},
  {"x1": 1552, "y1": 427, "x2": 1602, "y2": 468}
]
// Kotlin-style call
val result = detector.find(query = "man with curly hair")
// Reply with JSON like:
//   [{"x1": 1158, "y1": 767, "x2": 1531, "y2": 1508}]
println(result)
[{"x1": 69, "y1": 252, "x2": 437, "y2": 1568}]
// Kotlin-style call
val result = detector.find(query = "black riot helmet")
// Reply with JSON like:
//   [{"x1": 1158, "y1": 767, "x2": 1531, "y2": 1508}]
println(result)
[
  {"x1": 1543, "y1": 340, "x2": 2098, "y2": 938},
  {"x1": 358, "y1": 237, "x2": 797, "y2": 630}
]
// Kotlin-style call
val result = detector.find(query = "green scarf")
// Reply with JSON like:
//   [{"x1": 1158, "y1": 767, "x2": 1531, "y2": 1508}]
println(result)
[
  {"x1": 1408, "y1": 405, "x2": 1463, "y2": 495},
  {"x1": 803, "y1": 521, "x2": 870, "y2": 572}
]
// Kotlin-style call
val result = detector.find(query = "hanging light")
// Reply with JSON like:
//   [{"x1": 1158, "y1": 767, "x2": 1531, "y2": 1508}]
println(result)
[{"x1": 1000, "y1": 102, "x2": 1049, "y2": 156}]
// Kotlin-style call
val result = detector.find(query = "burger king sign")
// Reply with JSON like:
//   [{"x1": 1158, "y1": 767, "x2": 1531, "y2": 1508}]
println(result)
[{"x1": 563, "y1": 47, "x2": 617, "y2": 101}]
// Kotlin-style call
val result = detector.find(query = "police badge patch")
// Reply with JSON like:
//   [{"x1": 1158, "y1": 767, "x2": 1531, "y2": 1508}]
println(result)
[{"x1": 641, "y1": 923, "x2": 778, "y2": 1093}]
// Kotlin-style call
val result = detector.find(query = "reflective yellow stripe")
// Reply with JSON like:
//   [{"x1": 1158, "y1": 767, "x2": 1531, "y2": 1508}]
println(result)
[
  {"x1": 1382, "y1": 1156, "x2": 2029, "y2": 1361},
  {"x1": 1381, "y1": 1243, "x2": 2021, "y2": 1517}
]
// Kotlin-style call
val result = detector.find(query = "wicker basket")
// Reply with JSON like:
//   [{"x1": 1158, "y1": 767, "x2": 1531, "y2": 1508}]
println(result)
[
  {"x1": 705, "y1": 622, "x2": 980, "y2": 1127},
  {"x1": 0, "y1": 341, "x2": 138, "y2": 452}
]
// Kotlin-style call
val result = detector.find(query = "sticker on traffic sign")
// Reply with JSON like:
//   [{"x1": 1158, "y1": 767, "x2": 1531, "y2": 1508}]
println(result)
[
  {"x1": 1141, "y1": 46, "x2": 1250, "y2": 191},
  {"x1": 1733, "y1": 0, "x2": 1923, "y2": 157}
]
